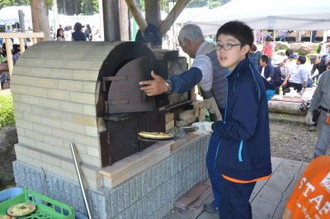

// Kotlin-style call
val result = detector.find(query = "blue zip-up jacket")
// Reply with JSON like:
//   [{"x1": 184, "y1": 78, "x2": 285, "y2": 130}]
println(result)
[{"x1": 212, "y1": 58, "x2": 272, "y2": 181}]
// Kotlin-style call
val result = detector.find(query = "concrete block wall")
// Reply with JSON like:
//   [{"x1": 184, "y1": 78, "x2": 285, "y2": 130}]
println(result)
[
  {"x1": 11, "y1": 42, "x2": 119, "y2": 189},
  {"x1": 14, "y1": 135, "x2": 210, "y2": 218}
]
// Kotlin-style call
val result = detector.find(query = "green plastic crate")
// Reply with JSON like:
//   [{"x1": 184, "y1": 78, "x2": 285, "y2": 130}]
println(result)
[{"x1": 0, "y1": 188, "x2": 75, "y2": 219}]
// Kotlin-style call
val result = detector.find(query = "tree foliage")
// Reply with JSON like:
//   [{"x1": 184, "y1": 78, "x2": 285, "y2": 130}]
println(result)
[
  {"x1": 80, "y1": 0, "x2": 98, "y2": 15},
  {"x1": 0, "y1": 94, "x2": 15, "y2": 128},
  {"x1": 137, "y1": 0, "x2": 225, "y2": 12},
  {"x1": 0, "y1": 0, "x2": 30, "y2": 9},
  {"x1": 0, "y1": 0, "x2": 224, "y2": 15}
]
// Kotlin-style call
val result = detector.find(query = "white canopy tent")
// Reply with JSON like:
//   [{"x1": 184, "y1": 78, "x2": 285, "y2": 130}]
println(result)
[
  {"x1": 187, "y1": 0, "x2": 330, "y2": 35},
  {"x1": 0, "y1": 6, "x2": 33, "y2": 26},
  {"x1": 0, "y1": 6, "x2": 100, "y2": 28}
]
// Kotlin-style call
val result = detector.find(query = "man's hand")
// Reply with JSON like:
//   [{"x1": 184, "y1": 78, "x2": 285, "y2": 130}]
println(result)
[{"x1": 139, "y1": 71, "x2": 168, "y2": 96}]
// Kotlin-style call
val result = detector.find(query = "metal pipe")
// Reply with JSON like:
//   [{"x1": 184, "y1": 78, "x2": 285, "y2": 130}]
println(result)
[{"x1": 70, "y1": 143, "x2": 93, "y2": 219}]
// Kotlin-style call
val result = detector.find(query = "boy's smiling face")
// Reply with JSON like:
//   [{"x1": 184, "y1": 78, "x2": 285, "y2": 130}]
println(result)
[{"x1": 216, "y1": 34, "x2": 250, "y2": 71}]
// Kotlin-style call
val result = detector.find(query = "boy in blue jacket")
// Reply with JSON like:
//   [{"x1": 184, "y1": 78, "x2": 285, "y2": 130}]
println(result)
[{"x1": 211, "y1": 21, "x2": 272, "y2": 218}]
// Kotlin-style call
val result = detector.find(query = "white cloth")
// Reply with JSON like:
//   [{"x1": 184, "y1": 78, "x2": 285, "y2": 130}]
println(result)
[
  {"x1": 305, "y1": 111, "x2": 315, "y2": 125},
  {"x1": 260, "y1": 66, "x2": 265, "y2": 78},
  {"x1": 191, "y1": 42, "x2": 213, "y2": 91},
  {"x1": 192, "y1": 121, "x2": 214, "y2": 134},
  {"x1": 289, "y1": 64, "x2": 308, "y2": 84}
]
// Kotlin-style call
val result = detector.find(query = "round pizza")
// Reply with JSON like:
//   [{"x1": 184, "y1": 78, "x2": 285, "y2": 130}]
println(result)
[
  {"x1": 7, "y1": 202, "x2": 36, "y2": 217},
  {"x1": 138, "y1": 131, "x2": 174, "y2": 140}
]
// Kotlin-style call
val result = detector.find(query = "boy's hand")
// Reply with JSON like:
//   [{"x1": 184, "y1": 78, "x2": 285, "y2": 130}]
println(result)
[{"x1": 139, "y1": 71, "x2": 167, "y2": 96}]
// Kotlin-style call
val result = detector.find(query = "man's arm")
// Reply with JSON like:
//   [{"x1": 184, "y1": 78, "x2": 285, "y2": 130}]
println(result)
[
  {"x1": 309, "y1": 73, "x2": 324, "y2": 111},
  {"x1": 282, "y1": 74, "x2": 291, "y2": 87},
  {"x1": 139, "y1": 54, "x2": 212, "y2": 96},
  {"x1": 266, "y1": 65, "x2": 274, "y2": 82},
  {"x1": 301, "y1": 69, "x2": 308, "y2": 90},
  {"x1": 139, "y1": 68, "x2": 202, "y2": 96}
]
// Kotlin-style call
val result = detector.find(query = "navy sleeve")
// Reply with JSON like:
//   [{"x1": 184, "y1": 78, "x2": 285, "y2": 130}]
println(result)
[
  {"x1": 268, "y1": 65, "x2": 274, "y2": 78},
  {"x1": 169, "y1": 67, "x2": 203, "y2": 93}
]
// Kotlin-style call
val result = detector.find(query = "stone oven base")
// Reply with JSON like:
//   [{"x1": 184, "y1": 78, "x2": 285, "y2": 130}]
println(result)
[{"x1": 13, "y1": 135, "x2": 210, "y2": 218}]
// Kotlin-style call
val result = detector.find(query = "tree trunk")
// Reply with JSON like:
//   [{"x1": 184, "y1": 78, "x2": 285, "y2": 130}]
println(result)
[
  {"x1": 159, "y1": 0, "x2": 191, "y2": 37},
  {"x1": 145, "y1": 0, "x2": 160, "y2": 27},
  {"x1": 18, "y1": 10, "x2": 26, "y2": 32},
  {"x1": 119, "y1": 0, "x2": 130, "y2": 41},
  {"x1": 39, "y1": 0, "x2": 51, "y2": 40},
  {"x1": 103, "y1": 0, "x2": 120, "y2": 41},
  {"x1": 31, "y1": 0, "x2": 40, "y2": 32},
  {"x1": 31, "y1": 0, "x2": 51, "y2": 41},
  {"x1": 125, "y1": 0, "x2": 148, "y2": 32}
]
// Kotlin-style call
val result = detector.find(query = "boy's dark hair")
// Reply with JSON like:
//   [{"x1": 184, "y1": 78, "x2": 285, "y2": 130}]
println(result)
[
  {"x1": 215, "y1": 21, "x2": 254, "y2": 47},
  {"x1": 285, "y1": 49, "x2": 294, "y2": 57},
  {"x1": 297, "y1": 55, "x2": 306, "y2": 64},
  {"x1": 250, "y1": 43, "x2": 257, "y2": 52},
  {"x1": 74, "y1": 22, "x2": 82, "y2": 31},
  {"x1": 260, "y1": 55, "x2": 269, "y2": 64}
]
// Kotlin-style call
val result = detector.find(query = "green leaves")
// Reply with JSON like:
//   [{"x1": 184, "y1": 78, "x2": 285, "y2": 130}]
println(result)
[
  {"x1": 136, "y1": 0, "x2": 225, "y2": 13},
  {"x1": 80, "y1": 0, "x2": 99, "y2": 15},
  {"x1": 0, "y1": 93, "x2": 15, "y2": 128},
  {"x1": 0, "y1": 0, "x2": 30, "y2": 10}
]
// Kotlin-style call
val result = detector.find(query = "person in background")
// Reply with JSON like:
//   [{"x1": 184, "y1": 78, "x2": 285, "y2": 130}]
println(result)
[
  {"x1": 272, "y1": 59, "x2": 288, "y2": 93},
  {"x1": 282, "y1": 156, "x2": 330, "y2": 219},
  {"x1": 306, "y1": 62, "x2": 330, "y2": 158},
  {"x1": 56, "y1": 28, "x2": 65, "y2": 41},
  {"x1": 85, "y1": 24, "x2": 92, "y2": 41},
  {"x1": 282, "y1": 55, "x2": 308, "y2": 95},
  {"x1": 72, "y1": 22, "x2": 86, "y2": 41},
  {"x1": 279, "y1": 30, "x2": 287, "y2": 42},
  {"x1": 311, "y1": 56, "x2": 327, "y2": 81},
  {"x1": 259, "y1": 55, "x2": 274, "y2": 82},
  {"x1": 140, "y1": 24, "x2": 227, "y2": 214},
  {"x1": 211, "y1": 21, "x2": 272, "y2": 218},
  {"x1": 12, "y1": 44, "x2": 21, "y2": 65},
  {"x1": 248, "y1": 43, "x2": 261, "y2": 71},
  {"x1": 0, "y1": 47, "x2": 5, "y2": 62},
  {"x1": 259, "y1": 55, "x2": 276, "y2": 100},
  {"x1": 64, "y1": 26, "x2": 72, "y2": 41},
  {"x1": 262, "y1": 36, "x2": 274, "y2": 61},
  {"x1": 255, "y1": 30, "x2": 262, "y2": 43}
]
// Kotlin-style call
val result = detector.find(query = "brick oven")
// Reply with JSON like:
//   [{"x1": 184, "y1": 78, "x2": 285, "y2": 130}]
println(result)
[{"x1": 10, "y1": 41, "x2": 210, "y2": 218}]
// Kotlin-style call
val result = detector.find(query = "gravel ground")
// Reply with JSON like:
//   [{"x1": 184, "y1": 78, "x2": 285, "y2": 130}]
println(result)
[{"x1": 269, "y1": 113, "x2": 324, "y2": 163}]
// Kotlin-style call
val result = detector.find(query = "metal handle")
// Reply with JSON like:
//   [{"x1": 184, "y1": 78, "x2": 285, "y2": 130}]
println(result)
[{"x1": 70, "y1": 143, "x2": 93, "y2": 219}]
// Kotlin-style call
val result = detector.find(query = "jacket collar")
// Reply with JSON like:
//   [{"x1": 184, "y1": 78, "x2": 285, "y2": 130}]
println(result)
[{"x1": 226, "y1": 58, "x2": 250, "y2": 78}]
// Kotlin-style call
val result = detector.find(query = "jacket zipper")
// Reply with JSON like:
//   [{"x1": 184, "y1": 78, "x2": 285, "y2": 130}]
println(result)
[{"x1": 214, "y1": 73, "x2": 230, "y2": 170}]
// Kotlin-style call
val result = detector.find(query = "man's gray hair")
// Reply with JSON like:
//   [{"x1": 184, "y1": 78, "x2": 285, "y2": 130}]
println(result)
[{"x1": 178, "y1": 24, "x2": 204, "y2": 47}]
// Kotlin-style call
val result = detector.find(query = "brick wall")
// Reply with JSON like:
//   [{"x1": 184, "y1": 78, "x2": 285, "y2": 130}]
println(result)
[{"x1": 11, "y1": 42, "x2": 118, "y2": 189}]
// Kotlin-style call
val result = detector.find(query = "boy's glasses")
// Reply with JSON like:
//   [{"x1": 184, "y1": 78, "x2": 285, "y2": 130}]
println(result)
[{"x1": 214, "y1": 43, "x2": 242, "y2": 51}]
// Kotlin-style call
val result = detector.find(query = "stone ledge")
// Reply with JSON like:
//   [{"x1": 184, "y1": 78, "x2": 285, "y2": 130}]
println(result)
[
  {"x1": 100, "y1": 140, "x2": 173, "y2": 188},
  {"x1": 100, "y1": 134, "x2": 207, "y2": 189}
]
